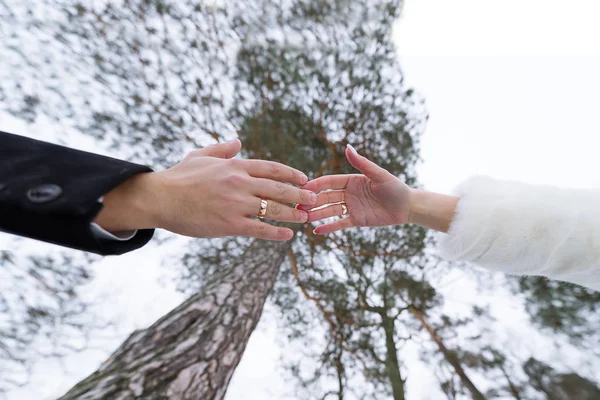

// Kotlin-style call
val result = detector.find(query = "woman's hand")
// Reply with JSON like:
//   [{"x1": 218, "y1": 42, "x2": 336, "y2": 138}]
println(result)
[
  {"x1": 298, "y1": 145, "x2": 413, "y2": 235},
  {"x1": 95, "y1": 139, "x2": 318, "y2": 241}
]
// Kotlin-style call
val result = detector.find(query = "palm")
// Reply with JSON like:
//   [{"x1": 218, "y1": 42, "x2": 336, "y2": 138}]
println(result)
[
  {"x1": 301, "y1": 147, "x2": 414, "y2": 235},
  {"x1": 344, "y1": 174, "x2": 410, "y2": 227}
]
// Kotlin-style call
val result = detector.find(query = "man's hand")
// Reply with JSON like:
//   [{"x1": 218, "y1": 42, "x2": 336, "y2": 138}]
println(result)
[{"x1": 94, "y1": 139, "x2": 318, "y2": 241}]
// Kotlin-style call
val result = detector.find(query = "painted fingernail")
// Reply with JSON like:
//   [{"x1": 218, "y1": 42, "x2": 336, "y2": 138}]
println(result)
[{"x1": 346, "y1": 144, "x2": 359, "y2": 155}]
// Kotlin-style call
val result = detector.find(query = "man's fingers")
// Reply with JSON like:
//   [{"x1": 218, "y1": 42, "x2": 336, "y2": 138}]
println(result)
[
  {"x1": 253, "y1": 178, "x2": 318, "y2": 206},
  {"x1": 313, "y1": 217, "x2": 354, "y2": 235},
  {"x1": 346, "y1": 144, "x2": 393, "y2": 184},
  {"x1": 239, "y1": 220, "x2": 294, "y2": 241},
  {"x1": 301, "y1": 175, "x2": 355, "y2": 193},
  {"x1": 241, "y1": 160, "x2": 308, "y2": 186},
  {"x1": 296, "y1": 190, "x2": 345, "y2": 211},
  {"x1": 306, "y1": 203, "x2": 347, "y2": 222},
  {"x1": 249, "y1": 198, "x2": 308, "y2": 223},
  {"x1": 194, "y1": 139, "x2": 242, "y2": 159}
]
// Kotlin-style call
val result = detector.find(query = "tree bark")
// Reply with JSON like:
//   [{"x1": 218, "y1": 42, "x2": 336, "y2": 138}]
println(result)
[
  {"x1": 58, "y1": 239, "x2": 290, "y2": 400},
  {"x1": 382, "y1": 315, "x2": 405, "y2": 400},
  {"x1": 409, "y1": 307, "x2": 486, "y2": 400}
]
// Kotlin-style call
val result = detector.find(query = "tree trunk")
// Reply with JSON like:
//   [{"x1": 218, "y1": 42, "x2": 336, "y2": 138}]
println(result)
[
  {"x1": 382, "y1": 315, "x2": 405, "y2": 400},
  {"x1": 335, "y1": 348, "x2": 345, "y2": 400},
  {"x1": 409, "y1": 307, "x2": 486, "y2": 400},
  {"x1": 500, "y1": 366, "x2": 522, "y2": 400},
  {"x1": 58, "y1": 239, "x2": 290, "y2": 400}
]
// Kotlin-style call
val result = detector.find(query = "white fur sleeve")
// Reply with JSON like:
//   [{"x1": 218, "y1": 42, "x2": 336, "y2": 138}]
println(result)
[{"x1": 437, "y1": 176, "x2": 600, "y2": 291}]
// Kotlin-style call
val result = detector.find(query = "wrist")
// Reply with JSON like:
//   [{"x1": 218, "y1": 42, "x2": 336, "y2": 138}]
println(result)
[
  {"x1": 94, "y1": 172, "x2": 162, "y2": 232},
  {"x1": 407, "y1": 188, "x2": 425, "y2": 225},
  {"x1": 407, "y1": 188, "x2": 460, "y2": 233}
]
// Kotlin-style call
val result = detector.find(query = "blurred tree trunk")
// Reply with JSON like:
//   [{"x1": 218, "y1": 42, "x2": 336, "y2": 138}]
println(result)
[
  {"x1": 58, "y1": 239, "x2": 290, "y2": 400},
  {"x1": 382, "y1": 315, "x2": 406, "y2": 400},
  {"x1": 500, "y1": 366, "x2": 522, "y2": 400},
  {"x1": 409, "y1": 307, "x2": 486, "y2": 400}
]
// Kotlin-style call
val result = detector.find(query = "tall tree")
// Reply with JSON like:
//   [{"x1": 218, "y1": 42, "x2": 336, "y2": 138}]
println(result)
[
  {"x1": 59, "y1": 239, "x2": 290, "y2": 400},
  {"x1": 191, "y1": 0, "x2": 429, "y2": 398},
  {"x1": 2, "y1": 0, "x2": 600, "y2": 399},
  {"x1": 225, "y1": 0, "x2": 486, "y2": 398}
]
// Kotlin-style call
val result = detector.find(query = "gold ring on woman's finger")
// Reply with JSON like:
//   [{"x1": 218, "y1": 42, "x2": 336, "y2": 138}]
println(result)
[{"x1": 341, "y1": 203, "x2": 348, "y2": 216}]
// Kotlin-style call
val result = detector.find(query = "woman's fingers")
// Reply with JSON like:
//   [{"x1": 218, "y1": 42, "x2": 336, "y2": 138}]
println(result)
[
  {"x1": 306, "y1": 203, "x2": 348, "y2": 222},
  {"x1": 240, "y1": 159, "x2": 308, "y2": 186},
  {"x1": 313, "y1": 217, "x2": 354, "y2": 235},
  {"x1": 345, "y1": 145, "x2": 394, "y2": 184},
  {"x1": 253, "y1": 178, "x2": 318, "y2": 206},
  {"x1": 301, "y1": 175, "x2": 356, "y2": 193},
  {"x1": 296, "y1": 190, "x2": 345, "y2": 211},
  {"x1": 237, "y1": 220, "x2": 294, "y2": 241},
  {"x1": 247, "y1": 198, "x2": 308, "y2": 223}
]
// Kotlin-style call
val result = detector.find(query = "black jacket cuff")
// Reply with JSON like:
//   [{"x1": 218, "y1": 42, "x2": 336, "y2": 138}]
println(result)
[{"x1": 0, "y1": 131, "x2": 155, "y2": 255}]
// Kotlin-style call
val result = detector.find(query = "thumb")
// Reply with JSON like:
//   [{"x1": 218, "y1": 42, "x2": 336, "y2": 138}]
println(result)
[
  {"x1": 196, "y1": 139, "x2": 242, "y2": 159},
  {"x1": 346, "y1": 144, "x2": 393, "y2": 183}
]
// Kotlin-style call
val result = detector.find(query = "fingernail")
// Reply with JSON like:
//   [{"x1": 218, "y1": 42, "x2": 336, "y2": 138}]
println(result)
[
  {"x1": 299, "y1": 210, "x2": 308, "y2": 222},
  {"x1": 347, "y1": 144, "x2": 359, "y2": 155},
  {"x1": 301, "y1": 173, "x2": 308, "y2": 184},
  {"x1": 313, "y1": 228, "x2": 321, "y2": 235},
  {"x1": 309, "y1": 193, "x2": 318, "y2": 204}
]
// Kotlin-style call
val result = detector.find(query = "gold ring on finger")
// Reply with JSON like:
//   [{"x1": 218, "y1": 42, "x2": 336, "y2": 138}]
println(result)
[
  {"x1": 258, "y1": 199, "x2": 268, "y2": 219},
  {"x1": 341, "y1": 203, "x2": 348, "y2": 216}
]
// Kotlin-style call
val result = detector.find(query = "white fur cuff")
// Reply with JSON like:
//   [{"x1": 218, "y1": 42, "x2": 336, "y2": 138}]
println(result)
[{"x1": 437, "y1": 176, "x2": 600, "y2": 291}]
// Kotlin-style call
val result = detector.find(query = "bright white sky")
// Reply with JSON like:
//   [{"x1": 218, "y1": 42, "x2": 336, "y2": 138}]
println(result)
[
  {"x1": 394, "y1": 0, "x2": 600, "y2": 195},
  {"x1": 4, "y1": 0, "x2": 600, "y2": 399},
  {"x1": 395, "y1": 0, "x2": 600, "y2": 57}
]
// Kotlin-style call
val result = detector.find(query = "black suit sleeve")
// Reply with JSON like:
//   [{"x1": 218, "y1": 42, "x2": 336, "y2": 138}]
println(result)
[{"x1": 0, "y1": 131, "x2": 155, "y2": 255}]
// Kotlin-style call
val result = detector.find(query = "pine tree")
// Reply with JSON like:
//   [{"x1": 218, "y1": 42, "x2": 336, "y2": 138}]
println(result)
[
  {"x1": 2, "y1": 1, "x2": 600, "y2": 399},
  {"x1": 59, "y1": 239, "x2": 290, "y2": 399},
  {"x1": 511, "y1": 276, "x2": 600, "y2": 353},
  {"x1": 523, "y1": 357, "x2": 600, "y2": 400}
]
